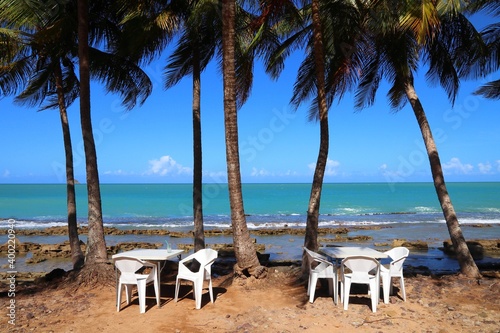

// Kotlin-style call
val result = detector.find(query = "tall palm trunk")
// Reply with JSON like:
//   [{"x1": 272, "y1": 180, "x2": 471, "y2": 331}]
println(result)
[
  {"x1": 405, "y1": 82, "x2": 481, "y2": 278},
  {"x1": 78, "y1": 0, "x2": 107, "y2": 265},
  {"x1": 192, "y1": 41, "x2": 205, "y2": 252},
  {"x1": 54, "y1": 62, "x2": 84, "y2": 270},
  {"x1": 303, "y1": 0, "x2": 329, "y2": 258},
  {"x1": 222, "y1": 0, "x2": 266, "y2": 279}
]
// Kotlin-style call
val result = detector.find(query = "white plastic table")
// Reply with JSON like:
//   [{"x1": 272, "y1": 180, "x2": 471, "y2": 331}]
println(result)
[
  {"x1": 112, "y1": 249, "x2": 183, "y2": 307},
  {"x1": 320, "y1": 246, "x2": 388, "y2": 259},
  {"x1": 320, "y1": 246, "x2": 387, "y2": 305}
]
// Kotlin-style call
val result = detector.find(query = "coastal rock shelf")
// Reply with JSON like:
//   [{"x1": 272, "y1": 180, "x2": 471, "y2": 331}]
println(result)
[{"x1": 12, "y1": 226, "x2": 354, "y2": 237}]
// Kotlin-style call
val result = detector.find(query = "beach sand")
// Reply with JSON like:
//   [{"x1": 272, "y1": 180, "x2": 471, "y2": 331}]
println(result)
[{"x1": 3, "y1": 261, "x2": 500, "y2": 333}]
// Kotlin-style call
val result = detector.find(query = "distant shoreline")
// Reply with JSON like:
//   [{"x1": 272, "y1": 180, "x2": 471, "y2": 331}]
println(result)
[{"x1": 3, "y1": 225, "x2": 500, "y2": 277}]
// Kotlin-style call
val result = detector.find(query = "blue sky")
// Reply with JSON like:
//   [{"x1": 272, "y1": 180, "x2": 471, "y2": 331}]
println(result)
[{"x1": 1, "y1": 16, "x2": 499, "y2": 184}]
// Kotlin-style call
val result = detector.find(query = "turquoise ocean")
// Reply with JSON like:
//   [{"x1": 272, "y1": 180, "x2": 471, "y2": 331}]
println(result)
[{"x1": 1, "y1": 182, "x2": 500, "y2": 273}]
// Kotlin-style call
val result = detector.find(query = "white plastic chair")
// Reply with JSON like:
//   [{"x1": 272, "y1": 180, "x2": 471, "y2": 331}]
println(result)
[
  {"x1": 303, "y1": 247, "x2": 338, "y2": 304},
  {"x1": 380, "y1": 247, "x2": 409, "y2": 304},
  {"x1": 175, "y1": 248, "x2": 218, "y2": 309},
  {"x1": 341, "y1": 256, "x2": 380, "y2": 312},
  {"x1": 114, "y1": 257, "x2": 159, "y2": 314}
]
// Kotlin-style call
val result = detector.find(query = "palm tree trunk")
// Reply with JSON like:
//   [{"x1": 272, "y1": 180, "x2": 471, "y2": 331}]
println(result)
[
  {"x1": 304, "y1": 0, "x2": 329, "y2": 260},
  {"x1": 54, "y1": 62, "x2": 84, "y2": 270},
  {"x1": 405, "y1": 83, "x2": 481, "y2": 279},
  {"x1": 222, "y1": 0, "x2": 266, "y2": 279},
  {"x1": 78, "y1": 0, "x2": 107, "y2": 265},
  {"x1": 192, "y1": 41, "x2": 205, "y2": 252}
]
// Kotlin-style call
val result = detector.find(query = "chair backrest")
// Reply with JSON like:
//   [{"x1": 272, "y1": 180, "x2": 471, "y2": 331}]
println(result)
[
  {"x1": 178, "y1": 248, "x2": 218, "y2": 277},
  {"x1": 303, "y1": 247, "x2": 329, "y2": 263},
  {"x1": 385, "y1": 247, "x2": 409, "y2": 261},
  {"x1": 385, "y1": 247, "x2": 409, "y2": 272},
  {"x1": 342, "y1": 256, "x2": 379, "y2": 274},
  {"x1": 114, "y1": 257, "x2": 150, "y2": 273},
  {"x1": 192, "y1": 248, "x2": 218, "y2": 265}
]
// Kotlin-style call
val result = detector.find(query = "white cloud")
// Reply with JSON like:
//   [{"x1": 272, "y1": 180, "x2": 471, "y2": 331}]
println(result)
[
  {"x1": 379, "y1": 163, "x2": 405, "y2": 181},
  {"x1": 281, "y1": 170, "x2": 299, "y2": 177},
  {"x1": 146, "y1": 155, "x2": 191, "y2": 176},
  {"x1": 308, "y1": 159, "x2": 340, "y2": 176},
  {"x1": 325, "y1": 159, "x2": 340, "y2": 176},
  {"x1": 442, "y1": 157, "x2": 473, "y2": 174},
  {"x1": 103, "y1": 169, "x2": 130, "y2": 176},
  {"x1": 496, "y1": 160, "x2": 500, "y2": 172},
  {"x1": 251, "y1": 167, "x2": 271, "y2": 177},
  {"x1": 478, "y1": 162, "x2": 492, "y2": 174},
  {"x1": 249, "y1": 168, "x2": 299, "y2": 178},
  {"x1": 2, "y1": 169, "x2": 10, "y2": 178}
]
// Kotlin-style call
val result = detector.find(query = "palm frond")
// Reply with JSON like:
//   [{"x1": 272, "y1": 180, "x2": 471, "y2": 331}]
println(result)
[
  {"x1": 473, "y1": 79, "x2": 500, "y2": 99},
  {"x1": 481, "y1": 23, "x2": 500, "y2": 71},
  {"x1": 424, "y1": 32, "x2": 459, "y2": 105},
  {"x1": 466, "y1": 0, "x2": 500, "y2": 16},
  {"x1": 400, "y1": 0, "x2": 440, "y2": 45},
  {"x1": 14, "y1": 59, "x2": 55, "y2": 107},
  {"x1": 88, "y1": 48, "x2": 152, "y2": 110},
  {"x1": 164, "y1": 31, "x2": 196, "y2": 89},
  {"x1": 290, "y1": 48, "x2": 316, "y2": 110},
  {"x1": 0, "y1": 55, "x2": 34, "y2": 96},
  {"x1": 355, "y1": 56, "x2": 382, "y2": 110}
]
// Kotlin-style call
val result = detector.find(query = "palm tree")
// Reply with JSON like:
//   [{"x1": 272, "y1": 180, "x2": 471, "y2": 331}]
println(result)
[
  {"x1": 355, "y1": 0, "x2": 483, "y2": 278},
  {"x1": 164, "y1": 0, "x2": 259, "y2": 253},
  {"x1": 164, "y1": 0, "x2": 222, "y2": 252},
  {"x1": 0, "y1": 0, "x2": 85, "y2": 270},
  {"x1": 222, "y1": 0, "x2": 266, "y2": 278},
  {"x1": 1, "y1": 0, "x2": 154, "y2": 274},
  {"x1": 258, "y1": 0, "x2": 365, "y2": 270},
  {"x1": 115, "y1": 0, "x2": 263, "y2": 275},
  {"x1": 77, "y1": 0, "x2": 108, "y2": 269},
  {"x1": 77, "y1": 0, "x2": 155, "y2": 275}
]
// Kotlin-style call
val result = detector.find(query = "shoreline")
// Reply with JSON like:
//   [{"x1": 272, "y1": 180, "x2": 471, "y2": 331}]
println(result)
[{"x1": 2, "y1": 225, "x2": 500, "y2": 277}]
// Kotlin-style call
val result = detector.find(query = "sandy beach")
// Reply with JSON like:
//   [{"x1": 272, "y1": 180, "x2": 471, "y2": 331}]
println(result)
[
  {"x1": 2, "y1": 259, "x2": 500, "y2": 333},
  {"x1": 2, "y1": 224, "x2": 500, "y2": 332}
]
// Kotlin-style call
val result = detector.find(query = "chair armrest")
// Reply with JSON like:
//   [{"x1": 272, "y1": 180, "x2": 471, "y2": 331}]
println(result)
[
  {"x1": 390, "y1": 256, "x2": 408, "y2": 266},
  {"x1": 141, "y1": 261, "x2": 157, "y2": 268},
  {"x1": 314, "y1": 256, "x2": 335, "y2": 267}
]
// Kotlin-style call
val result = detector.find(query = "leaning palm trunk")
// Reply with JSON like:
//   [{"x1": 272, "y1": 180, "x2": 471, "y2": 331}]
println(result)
[
  {"x1": 303, "y1": 0, "x2": 330, "y2": 273},
  {"x1": 405, "y1": 83, "x2": 481, "y2": 279},
  {"x1": 192, "y1": 44, "x2": 205, "y2": 252},
  {"x1": 77, "y1": 0, "x2": 107, "y2": 266},
  {"x1": 222, "y1": 0, "x2": 266, "y2": 279},
  {"x1": 54, "y1": 63, "x2": 84, "y2": 270}
]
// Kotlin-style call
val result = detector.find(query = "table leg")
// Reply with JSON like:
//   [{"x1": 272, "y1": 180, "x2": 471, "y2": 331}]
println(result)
[{"x1": 156, "y1": 262, "x2": 161, "y2": 308}]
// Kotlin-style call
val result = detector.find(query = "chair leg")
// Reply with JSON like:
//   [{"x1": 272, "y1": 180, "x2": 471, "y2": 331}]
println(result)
[
  {"x1": 306, "y1": 274, "x2": 311, "y2": 296},
  {"x1": 124, "y1": 284, "x2": 133, "y2": 305},
  {"x1": 343, "y1": 278, "x2": 351, "y2": 311},
  {"x1": 154, "y1": 276, "x2": 160, "y2": 308},
  {"x1": 137, "y1": 280, "x2": 147, "y2": 314},
  {"x1": 339, "y1": 280, "x2": 343, "y2": 304},
  {"x1": 382, "y1": 274, "x2": 390, "y2": 304},
  {"x1": 208, "y1": 278, "x2": 214, "y2": 303},
  {"x1": 309, "y1": 273, "x2": 318, "y2": 303},
  {"x1": 174, "y1": 278, "x2": 181, "y2": 302},
  {"x1": 400, "y1": 276, "x2": 406, "y2": 301},
  {"x1": 369, "y1": 279, "x2": 378, "y2": 313},
  {"x1": 194, "y1": 279, "x2": 202, "y2": 310},
  {"x1": 116, "y1": 283, "x2": 122, "y2": 312},
  {"x1": 327, "y1": 277, "x2": 338, "y2": 305}
]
